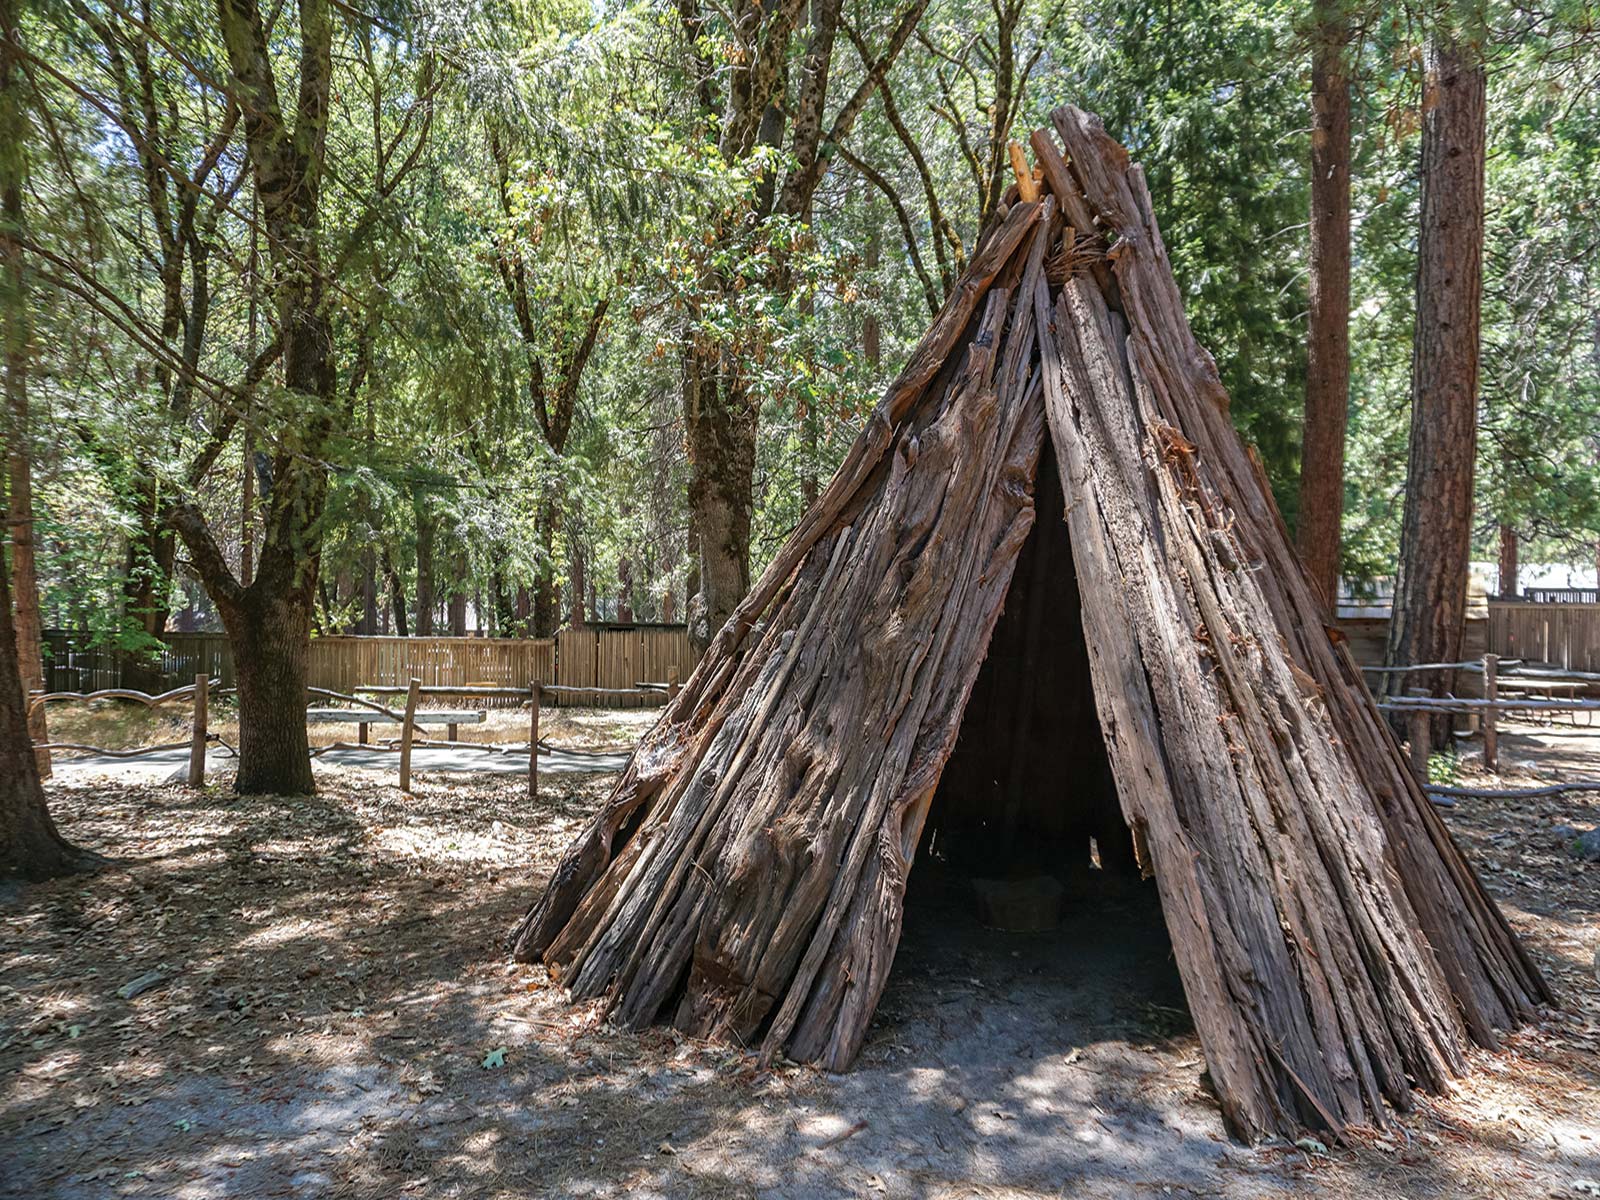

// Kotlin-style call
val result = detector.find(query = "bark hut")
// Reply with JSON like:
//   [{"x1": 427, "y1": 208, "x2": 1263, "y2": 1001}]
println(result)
[{"x1": 512, "y1": 109, "x2": 1551, "y2": 1141}]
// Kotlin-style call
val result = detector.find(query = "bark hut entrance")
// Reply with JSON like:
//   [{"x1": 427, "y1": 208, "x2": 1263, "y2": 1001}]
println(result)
[
  {"x1": 922, "y1": 443, "x2": 1136, "y2": 897},
  {"x1": 894, "y1": 441, "x2": 1186, "y2": 1054}
]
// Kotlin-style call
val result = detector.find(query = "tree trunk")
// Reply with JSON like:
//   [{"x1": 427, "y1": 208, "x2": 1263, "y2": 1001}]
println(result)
[
  {"x1": 223, "y1": 591, "x2": 315, "y2": 796},
  {"x1": 1, "y1": 26, "x2": 47, "y2": 777},
  {"x1": 534, "y1": 496, "x2": 561, "y2": 636},
  {"x1": 121, "y1": 494, "x2": 176, "y2": 691},
  {"x1": 241, "y1": 216, "x2": 258, "y2": 587},
  {"x1": 684, "y1": 345, "x2": 755, "y2": 650},
  {"x1": 240, "y1": 425, "x2": 254, "y2": 585},
  {"x1": 6, "y1": 379, "x2": 48, "y2": 778},
  {"x1": 1383, "y1": 29, "x2": 1487, "y2": 750},
  {"x1": 0, "y1": 93, "x2": 82, "y2": 858},
  {"x1": 414, "y1": 507, "x2": 435, "y2": 635},
  {"x1": 0, "y1": 529, "x2": 85, "y2": 878},
  {"x1": 1297, "y1": 0, "x2": 1351, "y2": 615},
  {"x1": 1497, "y1": 523, "x2": 1518, "y2": 598},
  {"x1": 448, "y1": 578, "x2": 468, "y2": 637},
  {"x1": 382, "y1": 547, "x2": 408, "y2": 636},
  {"x1": 684, "y1": 515, "x2": 700, "y2": 628},
  {"x1": 617, "y1": 556, "x2": 634, "y2": 623},
  {"x1": 569, "y1": 535, "x2": 587, "y2": 629},
  {"x1": 360, "y1": 548, "x2": 378, "y2": 635}
]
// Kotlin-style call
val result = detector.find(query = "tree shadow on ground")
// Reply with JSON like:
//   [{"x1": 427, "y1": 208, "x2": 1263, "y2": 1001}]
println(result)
[{"x1": 3, "y1": 766, "x2": 1597, "y2": 1199}]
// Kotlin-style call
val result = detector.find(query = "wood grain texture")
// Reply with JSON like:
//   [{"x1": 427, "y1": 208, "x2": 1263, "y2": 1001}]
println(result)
[{"x1": 510, "y1": 112, "x2": 1549, "y2": 1141}]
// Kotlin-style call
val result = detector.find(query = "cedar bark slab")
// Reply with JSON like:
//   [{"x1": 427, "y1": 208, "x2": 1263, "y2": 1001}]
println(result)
[{"x1": 512, "y1": 111, "x2": 1549, "y2": 1142}]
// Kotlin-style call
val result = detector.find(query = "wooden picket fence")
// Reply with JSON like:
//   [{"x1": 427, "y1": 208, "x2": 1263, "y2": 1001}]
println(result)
[
  {"x1": 554, "y1": 626, "x2": 698, "y2": 709},
  {"x1": 308, "y1": 637, "x2": 558, "y2": 706},
  {"x1": 1488, "y1": 601, "x2": 1600, "y2": 673},
  {"x1": 41, "y1": 626, "x2": 696, "y2": 708},
  {"x1": 41, "y1": 631, "x2": 238, "y2": 692},
  {"x1": 48, "y1": 602, "x2": 1595, "y2": 704}
]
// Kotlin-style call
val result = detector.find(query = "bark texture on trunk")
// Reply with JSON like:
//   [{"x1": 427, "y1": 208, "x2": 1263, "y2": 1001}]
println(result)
[
  {"x1": 569, "y1": 536, "x2": 587, "y2": 628},
  {"x1": 1297, "y1": 0, "x2": 1351, "y2": 614},
  {"x1": 511, "y1": 112, "x2": 1548, "y2": 1143},
  {"x1": 5, "y1": 372, "x2": 48, "y2": 777},
  {"x1": 534, "y1": 497, "x2": 561, "y2": 637},
  {"x1": 684, "y1": 348, "x2": 755, "y2": 650},
  {"x1": 1383, "y1": 31, "x2": 1487, "y2": 748},
  {"x1": 1, "y1": 3, "x2": 47, "y2": 776},
  {"x1": 159, "y1": 0, "x2": 336, "y2": 796},
  {"x1": 414, "y1": 507, "x2": 435, "y2": 635},
  {"x1": 1497, "y1": 523, "x2": 1518, "y2": 598},
  {"x1": 360, "y1": 550, "x2": 378, "y2": 635},
  {"x1": 448, "y1": 581, "x2": 467, "y2": 637},
  {"x1": 224, "y1": 590, "x2": 316, "y2": 796},
  {"x1": 1, "y1": 516, "x2": 85, "y2": 877}
]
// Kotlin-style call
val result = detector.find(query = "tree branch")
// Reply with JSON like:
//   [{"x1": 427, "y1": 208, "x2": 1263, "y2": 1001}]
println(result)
[{"x1": 835, "y1": 143, "x2": 941, "y2": 317}]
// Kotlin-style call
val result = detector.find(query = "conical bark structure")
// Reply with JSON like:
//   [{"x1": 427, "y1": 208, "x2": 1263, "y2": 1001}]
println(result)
[{"x1": 512, "y1": 109, "x2": 1550, "y2": 1140}]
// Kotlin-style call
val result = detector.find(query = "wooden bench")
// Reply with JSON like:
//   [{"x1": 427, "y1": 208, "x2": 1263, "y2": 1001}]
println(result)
[{"x1": 305, "y1": 707, "x2": 487, "y2": 744}]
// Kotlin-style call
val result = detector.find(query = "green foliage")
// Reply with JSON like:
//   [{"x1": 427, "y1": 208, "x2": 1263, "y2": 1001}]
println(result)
[
  {"x1": 1428, "y1": 746, "x2": 1462, "y2": 787},
  {"x1": 1477, "y1": 26, "x2": 1600, "y2": 562},
  {"x1": 1057, "y1": 0, "x2": 1312, "y2": 516},
  {"x1": 11, "y1": 0, "x2": 1599, "y2": 643}
]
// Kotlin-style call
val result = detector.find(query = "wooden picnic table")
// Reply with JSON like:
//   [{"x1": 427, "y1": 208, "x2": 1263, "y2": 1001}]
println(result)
[
  {"x1": 305, "y1": 707, "x2": 487, "y2": 744},
  {"x1": 1495, "y1": 681, "x2": 1595, "y2": 727}
]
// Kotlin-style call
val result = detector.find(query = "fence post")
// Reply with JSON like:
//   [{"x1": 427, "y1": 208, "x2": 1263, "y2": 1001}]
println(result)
[
  {"x1": 528, "y1": 679, "x2": 541, "y2": 801},
  {"x1": 187, "y1": 673, "x2": 208, "y2": 787},
  {"x1": 667, "y1": 664, "x2": 679, "y2": 703},
  {"x1": 1406, "y1": 688, "x2": 1431, "y2": 787},
  {"x1": 1482, "y1": 653, "x2": 1499, "y2": 773},
  {"x1": 398, "y1": 677, "x2": 420, "y2": 793}
]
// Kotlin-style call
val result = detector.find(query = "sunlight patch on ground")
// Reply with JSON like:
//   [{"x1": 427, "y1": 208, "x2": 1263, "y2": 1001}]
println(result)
[
  {"x1": 5, "y1": 737, "x2": 1597, "y2": 1200},
  {"x1": 369, "y1": 820, "x2": 524, "y2": 865}
]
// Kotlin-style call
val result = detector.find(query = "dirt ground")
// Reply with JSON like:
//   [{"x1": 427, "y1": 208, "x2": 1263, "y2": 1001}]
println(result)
[{"x1": 2, "y1": 716, "x2": 1598, "y2": 1199}]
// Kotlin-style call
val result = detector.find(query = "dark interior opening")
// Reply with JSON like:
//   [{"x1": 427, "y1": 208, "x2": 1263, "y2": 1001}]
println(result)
[
  {"x1": 919, "y1": 437, "x2": 1136, "y2": 892},
  {"x1": 887, "y1": 436, "x2": 1189, "y2": 1056}
]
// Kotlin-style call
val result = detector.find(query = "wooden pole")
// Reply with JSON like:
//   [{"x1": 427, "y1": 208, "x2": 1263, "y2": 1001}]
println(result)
[
  {"x1": 1482, "y1": 653, "x2": 1499, "y2": 773},
  {"x1": 1407, "y1": 687, "x2": 1430, "y2": 786},
  {"x1": 187, "y1": 673, "x2": 208, "y2": 787},
  {"x1": 1008, "y1": 140, "x2": 1040, "y2": 202},
  {"x1": 667, "y1": 664, "x2": 679, "y2": 703},
  {"x1": 399, "y1": 677, "x2": 420, "y2": 793},
  {"x1": 528, "y1": 679, "x2": 541, "y2": 801}
]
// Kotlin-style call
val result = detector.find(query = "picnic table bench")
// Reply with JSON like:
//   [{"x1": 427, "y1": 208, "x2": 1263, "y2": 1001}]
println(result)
[
  {"x1": 1499, "y1": 680, "x2": 1589, "y2": 695},
  {"x1": 305, "y1": 707, "x2": 487, "y2": 744}
]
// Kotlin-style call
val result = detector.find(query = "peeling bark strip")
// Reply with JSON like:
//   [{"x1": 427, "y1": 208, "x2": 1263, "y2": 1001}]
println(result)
[{"x1": 512, "y1": 110, "x2": 1549, "y2": 1140}]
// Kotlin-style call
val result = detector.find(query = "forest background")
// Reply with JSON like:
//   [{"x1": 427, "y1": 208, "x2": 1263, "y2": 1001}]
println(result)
[{"x1": 5, "y1": 0, "x2": 1598, "y2": 665}]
